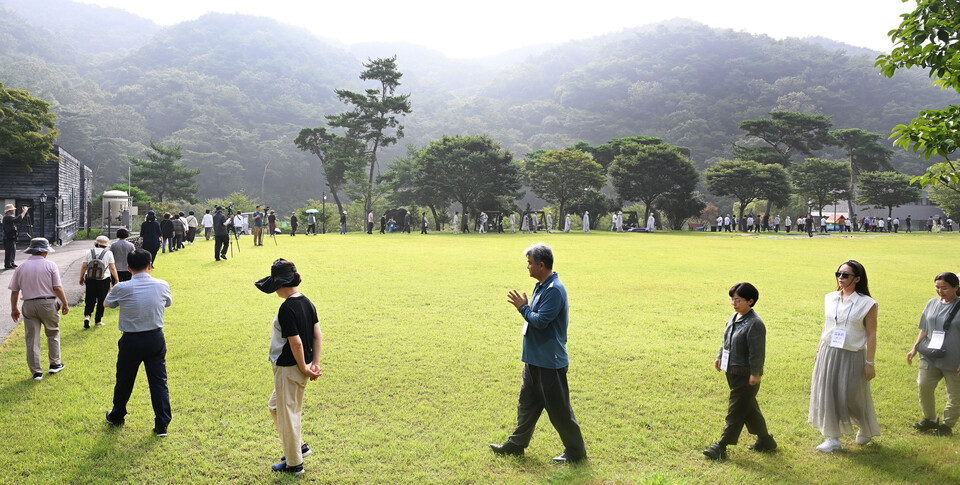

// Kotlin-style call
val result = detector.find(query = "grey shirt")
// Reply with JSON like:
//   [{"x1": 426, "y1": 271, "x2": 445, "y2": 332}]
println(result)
[
  {"x1": 717, "y1": 309, "x2": 766, "y2": 375},
  {"x1": 104, "y1": 272, "x2": 172, "y2": 333},
  {"x1": 918, "y1": 297, "x2": 960, "y2": 371},
  {"x1": 110, "y1": 239, "x2": 136, "y2": 272}
]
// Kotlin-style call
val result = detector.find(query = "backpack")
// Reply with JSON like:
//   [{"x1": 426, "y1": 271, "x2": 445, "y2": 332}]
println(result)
[{"x1": 86, "y1": 249, "x2": 107, "y2": 280}]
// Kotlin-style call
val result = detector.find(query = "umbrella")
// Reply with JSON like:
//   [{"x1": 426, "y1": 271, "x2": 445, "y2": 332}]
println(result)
[{"x1": 304, "y1": 209, "x2": 319, "y2": 213}]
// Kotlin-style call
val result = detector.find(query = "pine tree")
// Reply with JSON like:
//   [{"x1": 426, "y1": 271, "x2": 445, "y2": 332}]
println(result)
[{"x1": 129, "y1": 141, "x2": 200, "y2": 203}]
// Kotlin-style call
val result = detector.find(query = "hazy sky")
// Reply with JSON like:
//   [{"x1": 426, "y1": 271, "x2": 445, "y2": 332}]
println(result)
[{"x1": 78, "y1": 0, "x2": 913, "y2": 58}]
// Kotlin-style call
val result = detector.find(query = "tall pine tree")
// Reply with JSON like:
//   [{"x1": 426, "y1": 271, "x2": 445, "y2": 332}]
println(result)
[{"x1": 129, "y1": 141, "x2": 200, "y2": 203}]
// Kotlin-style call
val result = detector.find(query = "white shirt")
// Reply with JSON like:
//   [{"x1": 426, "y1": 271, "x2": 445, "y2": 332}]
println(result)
[
  {"x1": 821, "y1": 291, "x2": 877, "y2": 351},
  {"x1": 201, "y1": 213, "x2": 214, "y2": 228},
  {"x1": 82, "y1": 247, "x2": 116, "y2": 280},
  {"x1": 234, "y1": 215, "x2": 244, "y2": 227},
  {"x1": 717, "y1": 216, "x2": 723, "y2": 225},
  {"x1": 820, "y1": 218, "x2": 827, "y2": 225}
]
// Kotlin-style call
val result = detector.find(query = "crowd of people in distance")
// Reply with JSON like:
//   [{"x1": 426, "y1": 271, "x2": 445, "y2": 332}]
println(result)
[
  {"x1": 702, "y1": 264, "x2": 960, "y2": 460},
  {"x1": 715, "y1": 213, "x2": 955, "y2": 235}
]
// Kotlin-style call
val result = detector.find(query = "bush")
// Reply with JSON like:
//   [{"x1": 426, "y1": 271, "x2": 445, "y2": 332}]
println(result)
[{"x1": 73, "y1": 228, "x2": 101, "y2": 240}]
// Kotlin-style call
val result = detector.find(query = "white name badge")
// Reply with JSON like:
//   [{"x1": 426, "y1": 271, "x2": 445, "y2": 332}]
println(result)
[
  {"x1": 522, "y1": 321, "x2": 528, "y2": 336},
  {"x1": 830, "y1": 328, "x2": 847, "y2": 348},
  {"x1": 720, "y1": 349, "x2": 730, "y2": 371},
  {"x1": 929, "y1": 330, "x2": 946, "y2": 350}
]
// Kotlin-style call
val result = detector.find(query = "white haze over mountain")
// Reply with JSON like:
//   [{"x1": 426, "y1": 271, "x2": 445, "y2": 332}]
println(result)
[{"x1": 77, "y1": 0, "x2": 912, "y2": 59}]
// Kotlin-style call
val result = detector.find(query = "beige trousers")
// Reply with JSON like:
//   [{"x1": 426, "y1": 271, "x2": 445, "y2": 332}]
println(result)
[
  {"x1": 268, "y1": 364, "x2": 309, "y2": 466},
  {"x1": 22, "y1": 298, "x2": 61, "y2": 375},
  {"x1": 918, "y1": 359, "x2": 960, "y2": 427}
]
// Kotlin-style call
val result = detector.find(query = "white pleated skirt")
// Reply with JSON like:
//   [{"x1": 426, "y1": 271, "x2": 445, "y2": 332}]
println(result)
[{"x1": 808, "y1": 342, "x2": 881, "y2": 439}]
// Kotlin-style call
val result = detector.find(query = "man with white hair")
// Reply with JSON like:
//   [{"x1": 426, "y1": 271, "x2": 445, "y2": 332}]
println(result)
[
  {"x1": 8, "y1": 238, "x2": 69, "y2": 380},
  {"x1": 491, "y1": 243, "x2": 586, "y2": 464}
]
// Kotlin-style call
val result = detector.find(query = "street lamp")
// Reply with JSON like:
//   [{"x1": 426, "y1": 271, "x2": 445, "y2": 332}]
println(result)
[
  {"x1": 39, "y1": 193, "x2": 47, "y2": 241},
  {"x1": 322, "y1": 193, "x2": 326, "y2": 234}
]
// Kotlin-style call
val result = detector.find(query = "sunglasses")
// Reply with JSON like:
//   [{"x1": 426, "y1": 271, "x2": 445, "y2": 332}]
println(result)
[{"x1": 835, "y1": 272, "x2": 856, "y2": 279}]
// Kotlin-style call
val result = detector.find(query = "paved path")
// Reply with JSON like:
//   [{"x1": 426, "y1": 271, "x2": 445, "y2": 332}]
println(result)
[{"x1": 0, "y1": 241, "x2": 91, "y2": 346}]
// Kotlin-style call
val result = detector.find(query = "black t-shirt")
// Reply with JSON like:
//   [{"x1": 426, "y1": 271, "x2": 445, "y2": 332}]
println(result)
[
  {"x1": 2, "y1": 213, "x2": 18, "y2": 240},
  {"x1": 276, "y1": 295, "x2": 319, "y2": 367}
]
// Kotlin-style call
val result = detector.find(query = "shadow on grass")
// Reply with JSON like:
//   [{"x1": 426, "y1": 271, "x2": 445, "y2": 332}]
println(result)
[{"x1": 63, "y1": 424, "x2": 161, "y2": 484}]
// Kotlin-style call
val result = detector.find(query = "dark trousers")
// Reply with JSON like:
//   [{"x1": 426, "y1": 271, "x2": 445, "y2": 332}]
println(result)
[
  {"x1": 112, "y1": 329, "x2": 171, "y2": 429},
  {"x1": 214, "y1": 234, "x2": 229, "y2": 260},
  {"x1": 83, "y1": 278, "x2": 111, "y2": 322},
  {"x1": 4, "y1": 238, "x2": 15, "y2": 267},
  {"x1": 186, "y1": 227, "x2": 196, "y2": 243},
  {"x1": 719, "y1": 371, "x2": 768, "y2": 446},
  {"x1": 367, "y1": 222, "x2": 373, "y2": 234},
  {"x1": 506, "y1": 364, "x2": 586, "y2": 459},
  {"x1": 307, "y1": 224, "x2": 316, "y2": 235},
  {"x1": 117, "y1": 271, "x2": 132, "y2": 282}
]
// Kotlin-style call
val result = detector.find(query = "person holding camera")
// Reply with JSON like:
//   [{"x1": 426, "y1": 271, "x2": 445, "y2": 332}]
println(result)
[
  {"x1": 907, "y1": 272, "x2": 960, "y2": 437},
  {"x1": 212, "y1": 207, "x2": 230, "y2": 261},
  {"x1": 252, "y1": 206, "x2": 264, "y2": 246},
  {"x1": 3, "y1": 204, "x2": 29, "y2": 269}
]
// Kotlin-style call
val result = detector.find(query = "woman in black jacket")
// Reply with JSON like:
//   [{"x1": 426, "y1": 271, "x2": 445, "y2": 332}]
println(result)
[{"x1": 139, "y1": 210, "x2": 163, "y2": 265}]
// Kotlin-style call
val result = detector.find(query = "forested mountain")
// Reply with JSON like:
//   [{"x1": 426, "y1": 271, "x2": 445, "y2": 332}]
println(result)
[{"x1": 1, "y1": 2, "x2": 957, "y2": 211}]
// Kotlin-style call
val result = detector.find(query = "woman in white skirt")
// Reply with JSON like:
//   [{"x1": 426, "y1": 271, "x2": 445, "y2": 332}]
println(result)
[{"x1": 808, "y1": 260, "x2": 880, "y2": 452}]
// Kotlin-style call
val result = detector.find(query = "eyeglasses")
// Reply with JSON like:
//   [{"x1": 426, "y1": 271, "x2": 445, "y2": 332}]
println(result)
[{"x1": 835, "y1": 272, "x2": 855, "y2": 279}]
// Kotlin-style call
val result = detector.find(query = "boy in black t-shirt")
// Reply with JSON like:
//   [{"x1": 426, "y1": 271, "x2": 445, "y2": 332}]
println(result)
[{"x1": 256, "y1": 259, "x2": 323, "y2": 475}]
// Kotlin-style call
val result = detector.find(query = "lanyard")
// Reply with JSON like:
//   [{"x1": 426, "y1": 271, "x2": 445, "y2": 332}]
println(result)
[{"x1": 835, "y1": 294, "x2": 855, "y2": 328}]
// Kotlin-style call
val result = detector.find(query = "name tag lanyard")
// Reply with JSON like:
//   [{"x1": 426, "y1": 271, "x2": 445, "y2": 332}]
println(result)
[
  {"x1": 831, "y1": 296, "x2": 855, "y2": 348},
  {"x1": 929, "y1": 301, "x2": 958, "y2": 350}
]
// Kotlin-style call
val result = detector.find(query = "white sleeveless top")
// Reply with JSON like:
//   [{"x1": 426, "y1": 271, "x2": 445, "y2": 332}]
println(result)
[{"x1": 821, "y1": 291, "x2": 877, "y2": 351}]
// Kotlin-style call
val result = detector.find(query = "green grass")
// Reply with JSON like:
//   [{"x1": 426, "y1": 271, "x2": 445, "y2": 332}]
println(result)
[{"x1": 1, "y1": 230, "x2": 958, "y2": 484}]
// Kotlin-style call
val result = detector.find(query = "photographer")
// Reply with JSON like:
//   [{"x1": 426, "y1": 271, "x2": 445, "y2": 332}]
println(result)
[
  {"x1": 212, "y1": 207, "x2": 230, "y2": 261},
  {"x1": 3, "y1": 204, "x2": 29, "y2": 269},
  {"x1": 252, "y1": 206, "x2": 264, "y2": 246},
  {"x1": 268, "y1": 210, "x2": 277, "y2": 238}
]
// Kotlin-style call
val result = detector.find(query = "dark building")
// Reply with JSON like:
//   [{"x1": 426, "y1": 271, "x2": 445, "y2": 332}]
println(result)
[{"x1": 1, "y1": 145, "x2": 94, "y2": 244}]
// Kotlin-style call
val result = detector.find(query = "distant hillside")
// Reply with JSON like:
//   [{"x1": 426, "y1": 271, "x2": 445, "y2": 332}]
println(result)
[
  {"x1": 1, "y1": 3, "x2": 957, "y2": 211},
  {"x1": 0, "y1": 0, "x2": 158, "y2": 57}
]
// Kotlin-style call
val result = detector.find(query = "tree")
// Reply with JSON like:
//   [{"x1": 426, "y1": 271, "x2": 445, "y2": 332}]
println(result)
[
  {"x1": 570, "y1": 136, "x2": 666, "y2": 170},
  {"x1": 380, "y1": 146, "x2": 453, "y2": 231},
  {"x1": 876, "y1": 1, "x2": 960, "y2": 193},
  {"x1": 525, "y1": 149, "x2": 605, "y2": 223},
  {"x1": 705, "y1": 159, "x2": 791, "y2": 224},
  {"x1": 735, "y1": 111, "x2": 834, "y2": 167},
  {"x1": 929, "y1": 184, "x2": 960, "y2": 220},
  {"x1": 829, "y1": 129, "x2": 893, "y2": 217},
  {"x1": 0, "y1": 82, "x2": 59, "y2": 171},
  {"x1": 856, "y1": 170, "x2": 921, "y2": 218},
  {"x1": 566, "y1": 190, "x2": 615, "y2": 229},
  {"x1": 790, "y1": 158, "x2": 851, "y2": 218},
  {"x1": 294, "y1": 127, "x2": 366, "y2": 216},
  {"x1": 129, "y1": 141, "x2": 200, "y2": 203},
  {"x1": 657, "y1": 190, "x2": 707, "y2": 230},
  {"x1": 608, "y1": 143, "x2": 700, "y2": 222},
  {"x1": 414, "y1": 135, "x2": 521, "y2": 232},
  {"x1": 325, "y1": 56, "x2": 412, "y2": 215}
]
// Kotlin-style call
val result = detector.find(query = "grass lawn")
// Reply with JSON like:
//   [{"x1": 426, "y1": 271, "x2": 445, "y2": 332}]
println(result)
[{"x1": 1, "y1": 230, "x2": 958, "y2": 484}]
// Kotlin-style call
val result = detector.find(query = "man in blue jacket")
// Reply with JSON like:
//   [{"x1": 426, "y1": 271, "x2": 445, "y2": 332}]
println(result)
[{"x1": 490, "y1": 242, "x2": 587, "y2": 464}]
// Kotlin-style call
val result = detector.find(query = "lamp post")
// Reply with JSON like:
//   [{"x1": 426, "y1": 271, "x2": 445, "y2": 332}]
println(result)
[
  {"x1": 322, "y1": 193, "x2": 326, "y2": 234},
  {"x1": 39, "y1": 193, "x2": 47, "y2": 241}
]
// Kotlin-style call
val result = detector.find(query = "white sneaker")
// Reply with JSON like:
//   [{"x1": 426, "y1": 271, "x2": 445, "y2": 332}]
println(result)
[
  {"x1": 855, "y1": 430, "x2": 872, "y2": 445},
  {"x1": 816, "y1": 438, "x2": 842, "y2": 453}
]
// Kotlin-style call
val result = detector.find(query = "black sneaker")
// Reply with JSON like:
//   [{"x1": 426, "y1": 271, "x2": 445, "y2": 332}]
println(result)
[
  {"x1": 153, "y1": 426, "x2": 167, "y2": 437},
  {"x1": 32, "y1": 373, "x2": 43, "y2": 380},
  {"x1": 702, "y1": 442, "x2": 727, "y2": 460},
  {"x1": 935, "y1": 424, "x2": 953, "y2": 437},
  {"x1": 105, "y1": 410, "x2": 124, "y2": 426},
  {"x1": 281, "y1": 443, "x2": 311, "y2": 461},
  {"x1": 914, "y1": 419, "x2": 940, "y2": 432},
  {"x1": 271, "y1": 462, "x2": 304, "y2": 474},
  {"x1": 84, "y1": 317, "x2": 90, "y2": 329},
  {"x1": 48, "y1": 363, "x2": 65, "y2": 374},
  {"x1": 748, "y1": 434, "x2": 778, "y2": 452}
]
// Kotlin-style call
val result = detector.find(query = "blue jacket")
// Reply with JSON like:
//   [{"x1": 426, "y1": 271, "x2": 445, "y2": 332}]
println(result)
[{"x1": 519, "y1": 272, "x2": 569, "y2": 369}]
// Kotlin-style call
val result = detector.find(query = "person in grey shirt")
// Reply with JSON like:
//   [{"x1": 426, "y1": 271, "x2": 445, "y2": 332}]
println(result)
[
  {"x1": 110, "y1": 228, "x2": 136, "y2": 282},
  {"x1": 103, "y1": 249, "x2": 173, "y2": 436}
]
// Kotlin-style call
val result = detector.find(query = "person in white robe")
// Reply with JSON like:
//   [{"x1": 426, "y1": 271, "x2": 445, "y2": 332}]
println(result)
[
  {"x1": 583, "y1": 211, "x2": 590, "y2": 233},
  {"x1": 521, "y1": 214, "x2": 530, "y2": 233},
  {"x1": 546, "y1": 212, "x2": 553, "y2": 233},
  {"x1": 646, "y1": 213, "x2": 656, "y2": 232}
]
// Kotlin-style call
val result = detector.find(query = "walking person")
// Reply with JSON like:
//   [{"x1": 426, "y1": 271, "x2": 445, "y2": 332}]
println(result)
[
  {"x1": 490, "y1": 243, "x2": 587, "y2": 464},
  {"x1": 479, "y1": 212, "x2": 488, "y2": 234},
  {"x1": 139, "y1": 211, "x2": 162, "y2": 265},
  {"x1": 403, "y1": 211, "x2": 411, "y2": 234},
  {"x1": 103, "y1": 249, "x2": 173, "y2": 437},
  {"x1": 498, "y1": 213, "x2": 504, "y2": 233},
  {"x1": 307, "y1": 212, "x2": 317, "y2": 236},
  {"x1": 213, "y1": 207, "x2": 230, "y2": 261},
  {"x1": 509, "y1": 212, "x2": 516, "y2": 233},
  {"x1": 175, "y1": 212, "x2": 187, "y2": 249},
  {"x1": 421, "y1": 213, "x2": 429, "y2": 234},
  {"x1": 185, "y1": 211, "x2": 198, "y2": 244},
  {"x1": 290, "y1": 212, "x2": 298, "y2": 236},
  {"x1": 159, "y1": 213, "x2": 174, "y2": 254},
  {"x1": 367, "y1": 211, "x2": 374, "y2": 234},
  {"x1": 170, "y1": 213, "x2": 184, "y2": 251},
  {"x1": 201, "y1": 209, "x2": 214, "y2": 241},
  {"x1": 907, "y1": 272, "x2": 960, "y2": 437},
  {"x1": 340, "y1": 211, "x2": 348, "y2": 234},
  {"x1": 703, "y1": 282, "x2": 775, "y2": 460},
  {"x1": 785, "y1": 216, "x2": 792, "y2": 233},
  {"x1": 809, "y1": 260, "x2": 880, "y2": 452},
  {"x1": 233, "y1": 212, "x2": 245, "y2": 239},
  {"x1": 774, "y1": 214, "x2": 781, "y2": 233},
  {"x1": 255, "y1": 259, "x2": 323, "y2": 474},
  {"x1": 805, "y1": 215, "x2": 814, "y2": 238},
  {"x1": 80, "y1": 235, "x2": 119, "y2": 328},
  {"x1": 906, "y1": 215, "x2": 913, "y2": 233},
  {"x1": 380, "y1": 213, "x2": 386, "y2": 234},
  {"x1": 521, "y1": 214, "x2": 530, "y2": 234},
  {"x1": 111, "y1": 228, "x2": 136, "y2": 283},
  {"x1": 563, "y1": 214, "x2": 571, "y2": 233},
  {"x1": 583, "y1": 211, "x2": 590, "y2": 233},
  {"x1": 3, "y1": 204, "x2": 28, "y2": 269},
  {"x1": 453, "y1": 212, "x2": 460, "y2": 234},
  {"x1": 8, "y1": 238, "x2": 68, "y2": 380}
]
